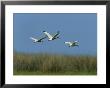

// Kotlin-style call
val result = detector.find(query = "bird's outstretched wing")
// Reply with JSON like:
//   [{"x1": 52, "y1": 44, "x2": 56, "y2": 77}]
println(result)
[
  {"x1": 43, "y1": 31, "x2": 53, "y2": 39},
  {"x1": 53, "y1": 31, "x2": 60, "y2": 38},
  {"x1": 64, "y1": 42, "x2": 72, "y2": 46},
  {"x1": 30, "y1": 37, "x2": 38, "y2": 41},
  {"x1": 30, "y1": 37, "x2": 38, "y2": 42}
]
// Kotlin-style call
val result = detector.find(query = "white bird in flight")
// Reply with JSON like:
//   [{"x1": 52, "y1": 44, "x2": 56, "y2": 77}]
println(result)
[
  {"x1": 43, "y1": 31, "x2": 60, "y2": 41},
  {"x1": 30, "y1": 36, "x2": 46, "y2": 43},
  {"x1": 64, "y1": 41, "x2": 79, "y2": 47}
]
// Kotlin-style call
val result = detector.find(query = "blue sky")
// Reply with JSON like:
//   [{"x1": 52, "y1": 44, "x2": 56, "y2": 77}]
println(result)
[{"x1": 14, "y1": 13, "x2": 97, "y2": 55}]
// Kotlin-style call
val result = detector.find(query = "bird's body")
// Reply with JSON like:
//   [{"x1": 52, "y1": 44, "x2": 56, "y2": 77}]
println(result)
[
  {"x1": 64, "y1": 41, "x2": 79, "y2": 47},
  {"x1": 30, "y1": 36, "x2": 46, "y2": 43},
  {"x1": 43, "y1": 31, "x2": 60, "y2": 41}
]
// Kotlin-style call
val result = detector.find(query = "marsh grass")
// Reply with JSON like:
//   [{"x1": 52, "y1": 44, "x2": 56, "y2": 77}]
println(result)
[{"x1": 13, "y1": 52, "x2": 97, "y2": 75}]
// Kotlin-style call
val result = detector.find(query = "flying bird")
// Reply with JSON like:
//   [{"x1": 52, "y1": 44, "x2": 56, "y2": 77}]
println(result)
[
  {"x1": 64, "y1": 41, "x2": 79, "y2": 47},
  {"x1": 30, "y1": 36, "x2": 46, "y2": 43},
  {"x1": 43, "y1": 31, "x2": 60, "y2": 41}
]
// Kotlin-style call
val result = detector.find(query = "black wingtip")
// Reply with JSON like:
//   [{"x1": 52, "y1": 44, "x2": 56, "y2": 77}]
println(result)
[{"x1": 43, "y1": 31, "x2": 45, "y2": 32}]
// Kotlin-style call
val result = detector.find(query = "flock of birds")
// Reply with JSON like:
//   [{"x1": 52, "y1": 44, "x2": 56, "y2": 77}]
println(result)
[{"x1": 30, "y1": 31, "x2": 79, "y2": 47}]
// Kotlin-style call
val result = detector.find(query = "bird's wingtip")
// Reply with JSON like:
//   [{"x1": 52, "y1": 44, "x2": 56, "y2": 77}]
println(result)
[{"x1": 43, "y1": 31, "x2": 45, "y2": 32}]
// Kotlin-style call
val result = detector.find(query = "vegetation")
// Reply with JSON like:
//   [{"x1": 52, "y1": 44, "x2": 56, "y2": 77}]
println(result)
[{"x1": 13, "y1": 52, "x2": 97, "y2": 75}]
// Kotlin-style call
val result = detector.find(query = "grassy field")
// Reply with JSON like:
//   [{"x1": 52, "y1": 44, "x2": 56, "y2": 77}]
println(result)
[{"x1": 13, "y1": 52, "x2": 97, "y2": 75}]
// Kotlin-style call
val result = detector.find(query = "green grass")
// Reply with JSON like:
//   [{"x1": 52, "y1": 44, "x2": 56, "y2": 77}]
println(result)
[
  {"x1": 13, "y1": 52, "x2": 97, "y2": 75},
  {"x1": 14, "y1": 71, "x2": 96, "y2": 75}
]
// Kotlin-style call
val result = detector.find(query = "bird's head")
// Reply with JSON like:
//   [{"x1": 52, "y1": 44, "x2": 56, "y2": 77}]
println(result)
[{"x1": 56, "y1": 36, "x2": 60, "y2": 39}]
